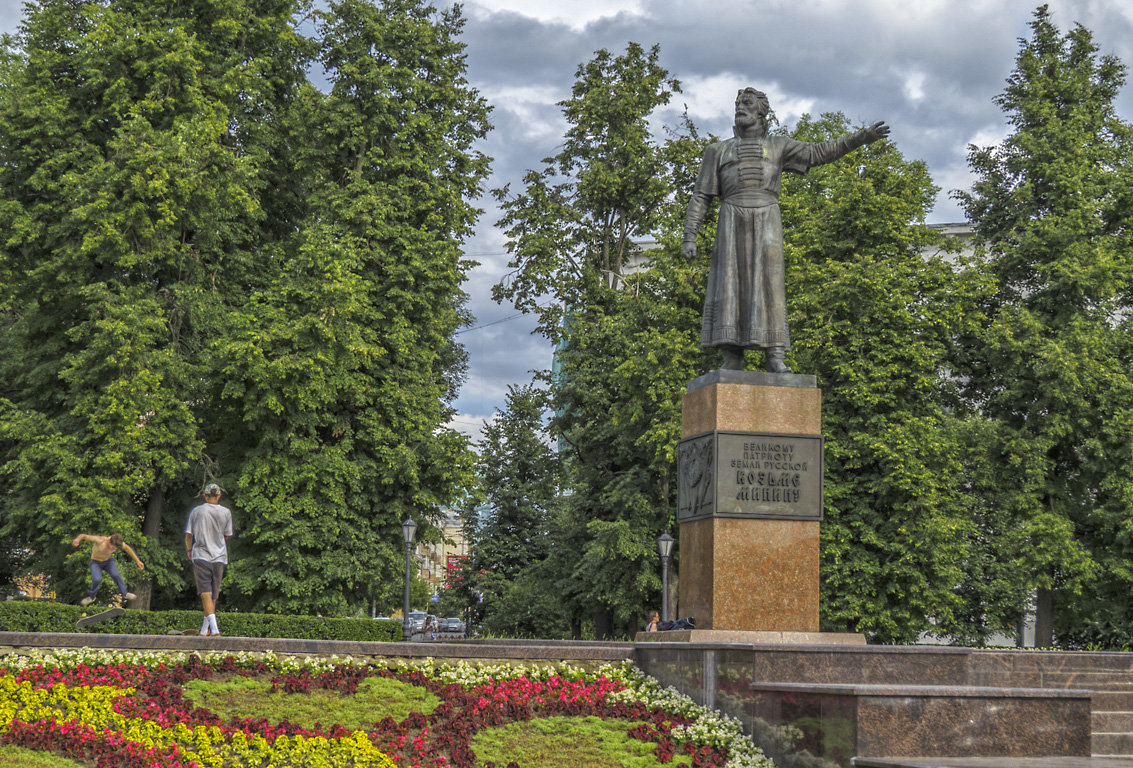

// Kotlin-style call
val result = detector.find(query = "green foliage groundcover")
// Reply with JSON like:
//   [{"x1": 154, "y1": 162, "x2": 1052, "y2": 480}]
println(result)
[
  {"x1": 0, "y1": 601, "x2": 401, "y2": 641},
  {"x1": 0, "y1": 744, "x2": 81, "y2": 767}
]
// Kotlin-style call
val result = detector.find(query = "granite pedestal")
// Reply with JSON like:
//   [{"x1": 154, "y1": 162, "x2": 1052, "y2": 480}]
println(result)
[{"x1": 678, "y1": 370, "x2": 822, "y2": 632}]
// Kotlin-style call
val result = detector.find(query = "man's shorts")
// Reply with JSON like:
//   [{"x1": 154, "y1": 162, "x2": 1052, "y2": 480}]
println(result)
[{"x1": 192, "y1": 560, "x2": 226, "y2": 597}]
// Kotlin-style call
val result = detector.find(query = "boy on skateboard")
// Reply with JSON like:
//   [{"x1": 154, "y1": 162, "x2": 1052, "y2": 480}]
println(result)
[{"x1": 71, "y1": 533, "x2": 144, "y2": 605}]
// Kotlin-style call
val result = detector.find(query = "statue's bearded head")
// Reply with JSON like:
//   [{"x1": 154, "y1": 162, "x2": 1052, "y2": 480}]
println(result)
[{"x1": 734, "y1": 88, "x2": 770, "y2": 132}]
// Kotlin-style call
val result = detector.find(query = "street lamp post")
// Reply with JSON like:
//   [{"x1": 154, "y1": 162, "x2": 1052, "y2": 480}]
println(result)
[
  {"x1": 402, "y1": 518, "x2": 418, "y2": 641},
  {"x1": 657, "y1": 533, "x2": 674, "y2": 622}
]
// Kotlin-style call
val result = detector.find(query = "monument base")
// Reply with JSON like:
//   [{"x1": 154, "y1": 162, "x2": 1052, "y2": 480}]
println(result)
[
  {"x1": 679, "y1": 516, "x2": 820, "y2": 631},
  {"x1": 634, "y1": 630, "x2": 865, "y2": 645},
  {"x1": 679, "y1": 373, "x2": 824, "y2": 631}
]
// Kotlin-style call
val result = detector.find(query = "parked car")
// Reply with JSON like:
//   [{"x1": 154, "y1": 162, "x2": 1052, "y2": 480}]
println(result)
[{"x1": 440, "y1": 617, "x2": 465, "y2": 633}]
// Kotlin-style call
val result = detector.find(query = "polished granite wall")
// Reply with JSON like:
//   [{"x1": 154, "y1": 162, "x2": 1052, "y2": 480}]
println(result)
[
  {"x1": 636, "y1": 643, "x2": 1093, "y2": 768},
  {"x1": 679, "y1": 516, "x2": 820, "y2": 631},
  {"x1": 681, "y1": 372, "x2": 822, "y2": 437}
]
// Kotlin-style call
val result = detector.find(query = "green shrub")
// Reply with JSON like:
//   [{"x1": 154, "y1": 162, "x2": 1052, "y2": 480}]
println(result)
[{"x1": 0, "y1": 600, "x2": 401, "y2": 641}]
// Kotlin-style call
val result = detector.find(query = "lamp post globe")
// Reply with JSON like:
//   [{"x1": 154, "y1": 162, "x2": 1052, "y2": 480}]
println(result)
[{"x1": 402, "y1": 518, "x2": 418, "y2": 547}]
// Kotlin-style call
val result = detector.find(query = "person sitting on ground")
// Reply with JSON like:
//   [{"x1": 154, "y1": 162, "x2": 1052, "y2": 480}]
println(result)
[
  {"x1": 71, "y1": 533, "x2": 144, "y2": 606},
  {"x1": 646, "y1": 614, "x2": 697, "y2": 631}
]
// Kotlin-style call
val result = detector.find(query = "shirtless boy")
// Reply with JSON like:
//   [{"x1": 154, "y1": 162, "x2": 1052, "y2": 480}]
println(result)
[{"x1": 71, "y1": 533, "x2": 145, "y2": 605}]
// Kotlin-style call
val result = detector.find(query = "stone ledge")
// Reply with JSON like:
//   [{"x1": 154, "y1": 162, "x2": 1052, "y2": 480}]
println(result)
[
  {"x1": 687, "y1": 369, "x2": 818, "y2": 392},
  {"x1": 852, "y1": 758, "x2": 1133, "y2": 767},
  {"x1": 634, "y1": 629, "x2": 866, "y2": 645},
  {"x1": 748, "y1": 681, "x2": 1092, "y2": 699}
]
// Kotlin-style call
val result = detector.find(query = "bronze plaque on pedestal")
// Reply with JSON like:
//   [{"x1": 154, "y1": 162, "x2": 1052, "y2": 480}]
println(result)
[{"x1": 678, "y1": 431, "x2": 823, "y2": 522}]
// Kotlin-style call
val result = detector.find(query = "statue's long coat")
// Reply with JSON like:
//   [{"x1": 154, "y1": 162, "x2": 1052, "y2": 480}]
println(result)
[{"x1": 690, "y1": 132, "x2": 859, "y2": 350}]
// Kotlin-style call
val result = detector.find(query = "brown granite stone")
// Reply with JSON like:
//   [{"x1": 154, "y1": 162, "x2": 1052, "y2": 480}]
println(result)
[
  {"x1": 854, "y1": 759, "x2": 1133, "y2": 768},
  {"x1": 856, "y1": 691, "x2": 1091, "y2": 758},
  {"x1": 678, "y1": 379, "x2": 823, "y2": 632},
  {"x1": 678, "y1": 515, "x2": 820, "y2": 631},
  {"x1": 682, "y1": 381, "x2": 822, "y2": 438},
  {"x1": 633, "y1": 644, "x2": 1119, "y2": 766},
  {"x1": 741, "y1": 682, "x2": 1091, "y2": 765},
  {"x1": 744, "y1": 645, "x2": 974, "y2": 686}
]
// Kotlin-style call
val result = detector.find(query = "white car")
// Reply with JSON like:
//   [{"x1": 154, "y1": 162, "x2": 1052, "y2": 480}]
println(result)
[{"x1": 407, "y1": 611, "x2": 427, "y2": 633}]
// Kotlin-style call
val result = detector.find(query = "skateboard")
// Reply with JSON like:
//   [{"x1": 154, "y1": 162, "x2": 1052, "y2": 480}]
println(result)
[{"x1": 75, "y1": 606, "x2": 124, "y2": 629}]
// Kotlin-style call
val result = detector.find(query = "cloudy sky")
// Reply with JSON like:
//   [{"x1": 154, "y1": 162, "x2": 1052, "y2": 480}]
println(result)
[
  {"x1": 447, "y1": 0, "x2": 1133, "y2": 441},
  {"x1": 1, "y1": 0, "x2": 1131, "y2": 442}
]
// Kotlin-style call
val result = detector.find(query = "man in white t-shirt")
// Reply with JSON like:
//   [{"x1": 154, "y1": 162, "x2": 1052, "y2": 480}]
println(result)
[{"x1": 184, "y1": 483, "x2": 234, "y2": 636}]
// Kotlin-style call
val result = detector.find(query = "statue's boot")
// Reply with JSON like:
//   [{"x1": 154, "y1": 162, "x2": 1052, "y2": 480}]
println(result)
[
  {"x1": 720, "y1": 346, "x2": 744, "y2": 370},
  {"x1": 767, "y1": 347, "x2": 792, "y2": 374}
]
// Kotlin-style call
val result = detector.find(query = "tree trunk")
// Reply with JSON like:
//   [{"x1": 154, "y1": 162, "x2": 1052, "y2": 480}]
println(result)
[
  {"x1": 593, "y1": 607, "x2": 612, "y2": 640},
  {"x1": 135, "y1": 487, "x2": 165, "y2": 611}
]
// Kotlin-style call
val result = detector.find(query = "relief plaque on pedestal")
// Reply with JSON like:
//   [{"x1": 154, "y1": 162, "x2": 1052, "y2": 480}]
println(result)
[{"x1": 678, "y1": 431, "x2": 823, "y2": 523}]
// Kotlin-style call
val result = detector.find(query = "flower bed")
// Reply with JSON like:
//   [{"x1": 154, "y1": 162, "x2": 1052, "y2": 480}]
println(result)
[{"x1": 0, "y1": 649, "x2": 773, "y2": 768}]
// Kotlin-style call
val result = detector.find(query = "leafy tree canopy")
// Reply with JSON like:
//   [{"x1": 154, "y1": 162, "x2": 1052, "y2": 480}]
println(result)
[
  {"x1": 0, "y1": 0, "x2": 490, "y2": 615},
  {"x1": 957, "y1": 4, "x2": 1133, "y2": 646}
]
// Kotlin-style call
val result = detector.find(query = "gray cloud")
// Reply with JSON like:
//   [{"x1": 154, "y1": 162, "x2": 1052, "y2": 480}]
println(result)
[{"x1": 451, "y1": 0, "x2": 1133, "y2": 434}]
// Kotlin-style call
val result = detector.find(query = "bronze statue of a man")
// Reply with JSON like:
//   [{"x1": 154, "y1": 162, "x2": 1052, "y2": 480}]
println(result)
[{"x1": 682, "y1": 88, "x2": 889, "y2": 372}]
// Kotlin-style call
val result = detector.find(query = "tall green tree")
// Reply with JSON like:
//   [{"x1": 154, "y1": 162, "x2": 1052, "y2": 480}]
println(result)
[
  {"x1": 780, "y1": 113, "x2": 994, "y2": 643},
  {"x1": 460, "y1": 384, "x2": 564, "y2": 636},
  {"x1": 0, "y1": 0, "x2": 490, "y2": 615},
  {"x1": 207, "y1": 0, "x2": 491, "y2": 615},
  {"x1": 493, "y1": 43, "x2": 705, "y2": 637},
  {"x1": 0, "y1": 0, "x2": 305, "y2": 606},
  {"x1": 956, "y1": 5, "x2": 1133, "y2": 646},
  {"x1": 493, "y1": 42, "x2": 680, "y2": 342},
  {"x1": 547, "y1": 244, "x2": 713, "y2": 638}
]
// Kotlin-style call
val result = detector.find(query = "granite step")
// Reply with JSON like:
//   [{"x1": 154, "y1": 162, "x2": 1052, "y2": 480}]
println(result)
[
  {"x1": 1091, "y1": 730, "x2": 1133, "y2": 756},
  {"x1": 1043, "y1": 672, "x2": 1133, "y2": 690},
  {"x1": 1093, "y1": 711, "x2": 1133, "y2": 732},
  {"x1": 1096, "y1": 691, "x2": 1133, "y2": 711},
  {"x1": 859, "y1": 760, "x2": 1133, "y2": 768},
  {"x1": 972, "y1": 670, "x2": 1133, "y2": 692}
]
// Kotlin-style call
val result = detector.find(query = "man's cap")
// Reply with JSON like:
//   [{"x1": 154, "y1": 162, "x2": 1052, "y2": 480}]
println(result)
[{"x1": 204, "y1": 483, "x2": 221, "y2": 496}]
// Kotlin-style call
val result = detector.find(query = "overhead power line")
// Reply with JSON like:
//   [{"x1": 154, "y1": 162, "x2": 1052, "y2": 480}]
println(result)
[{"x1": 456, "y1": 301, "x2": 555, "y2": 335}]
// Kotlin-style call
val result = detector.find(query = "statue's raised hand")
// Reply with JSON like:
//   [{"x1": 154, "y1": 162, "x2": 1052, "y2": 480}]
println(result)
[{"x1": 862, "y1": 121, "x2": 890, "y2": 143}]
